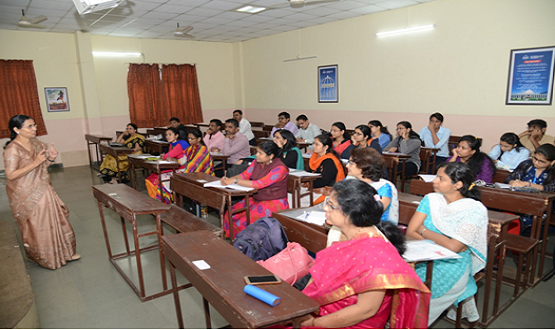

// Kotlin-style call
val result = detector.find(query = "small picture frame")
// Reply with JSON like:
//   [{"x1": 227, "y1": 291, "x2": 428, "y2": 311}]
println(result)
[
  {"x1": 45, "y1": 87, "x2": 70, "y2": 112},
  {"x1": 318, "y1": 65, "x2": 338, "y2": 103}
]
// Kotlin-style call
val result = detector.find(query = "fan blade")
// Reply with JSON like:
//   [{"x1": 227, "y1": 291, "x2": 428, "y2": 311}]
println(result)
[
  {"x1": 19, "y1": 22, "x2": 46, "y2": 29},
  {"x1": 305, "y1": 0, "x2": 340, "y2": 6},
  {"x1": 177, "y1": 26, "x2": 193, "y2": 34},
  {"x1": 29, "y1": 15, "x2": 47, "y2": 24}
]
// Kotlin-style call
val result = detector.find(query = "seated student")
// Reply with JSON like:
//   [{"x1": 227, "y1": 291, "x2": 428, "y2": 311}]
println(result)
[
  {"x1": 384, "y1": 121, "x2": 422, "y2": 177},
  {"x1": 519, "y1": 119, "x2": 554, "y2": 153},
  {"x1": 295, "y1": 114, "x2": 321, "y2": 143},
  {"x1": 147, "y1": 128, "x2": 211, "y2": 203},
  {"x1": 294, "y1": 134, "x2": 346, "y2": 207},
  {"x1": 330, "y1": 122, "x2": 352, "y2": 156},
  {"x1": 204, "y1": 119, "x2": 225, "y2": 151},
  {"x1": 300, "y1": 180, "x2": 430, "y2": 329},
  {"x1": 506, "y1": 144, "x2": 555, "y2": 234},
  {"x1": 407, "y1": 162, "x2": 487, "y2": 326},
  {"x1": 100, "y1": 123, "x2": 145, "y2": 184},
  {"x1": 368, "y1": 120, "x2": 392, "y2": 149},
  {"x1": 346, "y1": 148, "x2": 398, "y2": 224},
  {"x1": 341, "y1": 124, "x2": 382, "y2": 159},
  {"x1": 488, "y1": 132, "x2": 530, "y2": 171},
  {"x1": 233, "y1": 109, "x2": 256, "y2": 146},
  {"x1": 221, "y1": 118, "x2": 250, "y2": 177},
  {"x1": 220, "y1": 141, "x2": 289, "y2": 237},
  {"x1": 447, "y1": 135, "x2": 496, "y2": 183},
  {"x1": 273, "y1": 129, "x2": 304, "y2": 170},
  {"x1": 419, "y1": 112, "x2": 451, "y2": 167},
  {"x1": 270, "y1": 111, "x2": 298, "y2": 137},
  {"x1": 169, "y1": 117, "x2": 189, "y2": 139}
]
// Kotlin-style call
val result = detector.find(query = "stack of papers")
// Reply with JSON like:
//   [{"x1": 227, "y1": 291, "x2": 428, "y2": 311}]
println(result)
[
  {"x1": 418, "y1": 174, "x2": 436, "y2": 182},
  {"x1": 403, "y1": 240, "x2": 461, "y2": 262},
  {"x1": 296, "y1": 211, "x2": 327, "y2": 226},
  {"x1": 289, "y1": 170, "x2": 321, "y2": 177},
  {"x1": 203, "y1": 180, "x2": 255, "y2": 192},
  {"x1": 128, "y1": 154, "x2": 153, "y2": 159}
]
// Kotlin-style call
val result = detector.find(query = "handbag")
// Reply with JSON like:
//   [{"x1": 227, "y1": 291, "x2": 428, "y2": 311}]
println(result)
[{"x1": 256, "y1": 242, "x2": 314, "y2": 285}]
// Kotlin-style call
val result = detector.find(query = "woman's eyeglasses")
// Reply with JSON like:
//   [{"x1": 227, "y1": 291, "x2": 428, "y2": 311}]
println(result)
[{"x1": 324, "y1": 197, "x2": 340, "y2": 210}]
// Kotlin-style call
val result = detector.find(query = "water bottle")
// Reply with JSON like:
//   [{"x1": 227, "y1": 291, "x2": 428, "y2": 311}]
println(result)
[{"x1": 200, "y1": 204, "x2": 208, "y2": 218}]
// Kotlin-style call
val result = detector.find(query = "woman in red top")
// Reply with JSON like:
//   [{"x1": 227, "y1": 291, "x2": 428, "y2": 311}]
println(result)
[{"x1": 330, "y1": 122, "x2": 352, "y2": 156}]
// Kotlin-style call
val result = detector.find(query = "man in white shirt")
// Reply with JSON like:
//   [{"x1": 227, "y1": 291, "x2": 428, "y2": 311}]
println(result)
[
  {"x1": 295, "y1": 114, "x2": 321, "y2": 143},
  {"x1": 233, "y1": 109, "x2": 255, "y2": 146}
]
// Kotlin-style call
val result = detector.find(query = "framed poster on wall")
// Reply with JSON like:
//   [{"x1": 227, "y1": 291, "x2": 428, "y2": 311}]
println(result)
[
  {"x1": 45, "y1": 87, "x2": 70, "y2": 112},
  {"x1": 318, "y1": 65, "x2": 338, "y2": 103},
  {"x1": 506, "y1": 46, "x2": 555, "y2": 105}
]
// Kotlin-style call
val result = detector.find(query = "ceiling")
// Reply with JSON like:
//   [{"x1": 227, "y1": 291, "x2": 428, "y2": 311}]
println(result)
[{"x1": 0, "y1": 0, "x2": 436, "y2": 43}]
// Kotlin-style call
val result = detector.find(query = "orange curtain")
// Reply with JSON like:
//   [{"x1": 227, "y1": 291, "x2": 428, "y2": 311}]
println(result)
[
  {"x1": 0, "y1": 60, "x2": 47, "y2": 139},
  {"x1": 127, "y1": 63, "x2": 164, "y2": 128},
  {"x1": 161, "y1": 64, "x2": 203, "y2": 125}
]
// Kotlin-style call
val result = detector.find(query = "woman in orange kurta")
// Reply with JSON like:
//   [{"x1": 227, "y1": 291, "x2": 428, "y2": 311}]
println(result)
[{"x1": 3, "y1": 115, "x2": 79, "y2": 269}]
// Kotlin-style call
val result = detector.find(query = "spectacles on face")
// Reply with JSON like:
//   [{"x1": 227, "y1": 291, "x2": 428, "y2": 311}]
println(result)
[
  {"x1": 353, "y1": 132, "x2": 363, "y2": 136},
  {"x1": 532, "y1": 156, "x2": 550, "y2": 165},
  {"x1": 324, "y1": 197, "x2": 340, "y2": 211},
  {"x1": 396, "y1": 127, "x2": 405, "y2": 131},
  {"x1": 346, "y1": 160, "x2": 356, "y2": 166},
  {"x1": 22, "y1": 124, "x2": 37, "y2": 129}
]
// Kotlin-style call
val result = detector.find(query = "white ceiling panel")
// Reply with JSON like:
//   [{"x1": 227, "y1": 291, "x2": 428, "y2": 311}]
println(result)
[{"x1": 0, "y1": 0, "x2": 436, "y2": 42}]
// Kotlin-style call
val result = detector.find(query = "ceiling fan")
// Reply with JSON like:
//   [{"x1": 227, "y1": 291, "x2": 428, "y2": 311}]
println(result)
[
  {"x1": 287, "y1": 0, "x2": 340, "y2": 9},
  {"x1": 18, "y1": 9, "x2": 47, "y2": 29},
  {"x1": 174, "y1": 23, "x2": 194, "y2": 39}
]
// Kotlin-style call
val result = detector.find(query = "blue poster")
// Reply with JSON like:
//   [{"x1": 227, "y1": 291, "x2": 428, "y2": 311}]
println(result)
[
  {"x1": 507, "y1": 47, "x2": 555, "y2": 105},
  {"x1": 318, "y1": 65, "x2": 338, "y2": 103}
]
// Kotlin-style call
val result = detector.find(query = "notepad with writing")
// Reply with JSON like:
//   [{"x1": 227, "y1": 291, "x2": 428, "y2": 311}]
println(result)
[
  {"x1": 403, "y1": 240, "x2": 461, "y2": 262},
  {"x1": 203, "y1": 180, "x2": 255, "y2": 192}
]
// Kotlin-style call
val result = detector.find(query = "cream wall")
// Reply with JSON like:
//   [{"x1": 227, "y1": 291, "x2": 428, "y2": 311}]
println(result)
[
  {"x1": 1, "y1": 30, "x2": 238, "y2": 170},
  {"x1": 240, "y1": 0, "x2": 555, "y2": 150}
]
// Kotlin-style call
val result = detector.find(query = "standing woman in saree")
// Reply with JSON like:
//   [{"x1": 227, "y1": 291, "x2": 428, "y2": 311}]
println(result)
[
  {"x1": 100, "y1": 123, "x2": 145, "y2": 184},
  {"x1": 220, "y1": 141, "x2": 289, "y2": 237},
  {"x1": 299, "y1": 180, "x2": 430, "y2": 328},
  {"x1": 3, "y1": 115, "x2": 80, "y2": 269},
  {"x1": 406, "y1": 162, "x2": 488, "y2": 325}
]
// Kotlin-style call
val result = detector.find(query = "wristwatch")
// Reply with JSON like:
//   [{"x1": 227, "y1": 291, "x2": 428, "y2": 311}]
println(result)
[{"x1": 234, "y1": 178, "x2": 238, "y2": 184}]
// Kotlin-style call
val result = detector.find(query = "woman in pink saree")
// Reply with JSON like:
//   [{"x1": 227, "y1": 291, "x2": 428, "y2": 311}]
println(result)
[
  {"x1": 3, "y1": 115, "x2": 79, "y2": 270},
  {"x1": 299, "y1": 180, "x2": 430, "y2": 328}
]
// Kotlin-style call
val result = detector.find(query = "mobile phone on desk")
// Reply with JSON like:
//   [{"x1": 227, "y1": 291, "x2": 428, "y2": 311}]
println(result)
[{"x1": 244, "y1": 275, "x2": 282, "y2": 285}]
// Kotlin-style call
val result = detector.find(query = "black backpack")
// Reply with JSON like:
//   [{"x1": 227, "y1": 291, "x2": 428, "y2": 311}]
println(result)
[{"x1": 233, "y1": 217, "x2": 288, "y2": 261}]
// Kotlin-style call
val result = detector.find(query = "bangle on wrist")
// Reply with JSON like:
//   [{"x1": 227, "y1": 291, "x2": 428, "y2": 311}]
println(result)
[
  {"x1": 47, "y1": 158, "x2": 55, "y2": 162},
  {"x1": 420, "y1": 228, "x2": 427, "y2": 236},
  {"x1": 234, "y1": 178, "x2": 238, "y2": 184},
  {"x1": 528, "y1": 181, "x2": 531, "y2": 187}
]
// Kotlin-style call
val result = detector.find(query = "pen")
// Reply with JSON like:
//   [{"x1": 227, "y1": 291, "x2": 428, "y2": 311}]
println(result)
[{"x1": 304, "y1": 212, "x2": 309, "y2": 220}]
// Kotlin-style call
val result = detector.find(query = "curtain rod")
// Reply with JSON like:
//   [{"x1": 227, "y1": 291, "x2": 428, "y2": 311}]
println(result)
[{"x1": 124, "y1": 62, "x2": 197, "y2": 65}]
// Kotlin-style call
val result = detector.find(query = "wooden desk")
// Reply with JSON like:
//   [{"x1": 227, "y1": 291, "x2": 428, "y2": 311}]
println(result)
[
  {"x1": 210, "y1": 152, "x2": 229, "y2": 177},
  {"x1": 85, "y1": 134, "x2": 112, "y2": 171},
  {"x1": 127, "y1": 155, "x2": 182, "y2": 204},
  {"x1": 409, "y1": 180, "x2": 555, "y2": 285},
  {"x1": 492, "y1": 169, "x2": 511, "y2": 183},
  {"x1": 170, "y1": 172, "x2": 257, "y2": 241},
  {"x1": 98, "y1": 143, "x2": 135, "y2": 182},
  {"x1": 92, "y1": 184, "x2": 172, "y2": 302},
  {"x1": 146, "y1": 127, "x2": 167, "y2": 137},
  {"x1": 382, "y1": 152, "x2": 410, "y2": 187},
  {"x1": 144, "y1": 140, "x2": 169, "y2": 155},
  {"x1": 272, "y1": 210, "x2": 327, "y2": 253},
  {"x1": 162, "y1": 231, "x2": 320, "y2": 328},
  {"x1": 398, "y1": 191, "x2": 520, "y2": 326},
  {"x1": 288, "y1": 172, "x2": 322, "y2": 208}
]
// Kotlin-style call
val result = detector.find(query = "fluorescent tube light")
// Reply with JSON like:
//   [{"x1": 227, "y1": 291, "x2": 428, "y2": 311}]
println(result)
[
  {"x1": 234, "y1": 5, "x2": 266, "y2": 14},
  {"x1": 376, "y1": 24, "x2": 435, "y2": 37},
  {"x1": 92, "y1": 52, "x2": 143, "y2": 57}
]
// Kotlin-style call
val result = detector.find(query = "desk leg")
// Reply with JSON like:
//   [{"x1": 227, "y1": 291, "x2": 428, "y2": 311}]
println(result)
[
  {"x1": 203, "y1": 298, "x2": 212, "y2": 329},
  {"x1": 493, "y1": 243, "x2": 506, "y2": 316},
  {"x1": 132, "y1": 217, "x2": 146, "y2": 298},
  {"x1": 292, "y1": 317, "x2": 302, "y2": 329},
  {"x1": 245, "y1": 197, "x2": 251, "y2": 227},
  {"x1": 401, "y1": 160, "x2": 407, "y2": 191},
  {"x1": 228, "y1": 202, "x2": 235, "y2": 243},
  {"x1": 87, "y1": 142, "x2": 93, "y2": 168},
  {"x1": 97, "y1": 201, "x2": 113, "y2": 258},
  {"x1": 536, "y1": 213, "x2": 552, "y2": 283},
  {"x1": 425, "y1": 261, "x2": 433, "y2": 290},
  {"x1": 308, "y1": 182, "x2": 314, "y2": 206},
  {"x1": 131, "y1": 163, "x2": 137, "y2": 189},
  {"x1": 158, "y1": 171, "x2": 166, "y2": 204},
  {"x1": 156, "y1": 214, "x2": 168, "y2": 291},
  {"x1": 481, "y1": 237, "x2": 496, "y2": 325},
  {"x1": 169, "y1": 261, "x2": 184, "y2": 329},
  {"x1": 121, "y1": 216, "x2": 131, "y2": 255}
]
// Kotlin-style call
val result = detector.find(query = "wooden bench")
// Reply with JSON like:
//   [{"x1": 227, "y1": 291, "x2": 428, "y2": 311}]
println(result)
[
  {"x1": 492, "y1": 169, "x2": 511, "y2": 183},
  {"x1": 160, "y1": 205, "x2": 223, "y2": 237}
]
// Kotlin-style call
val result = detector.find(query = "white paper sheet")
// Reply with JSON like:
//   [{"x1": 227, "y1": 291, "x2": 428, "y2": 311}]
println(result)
[
  {"x1": 128, "y1": 154, "x2": 154, "y2": 159},
  {"x1": 418, "y1": 174, "x2": 436, "y2": 182},
  {"x1": 288, "y1": 170, "x2": 321, "y2": 177},
  {"x1": 494, "y1": 182, "x2": 511, "y2": 189},
  {"x1": 203, "y1": 180, "x2": 255, "y2": 192},
  {"x1": 403, "y1": 240, "x2": 461, "y2": 262},
  {"x1": 296, "y1": 211, "x2": 327, "y2": 226}
]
